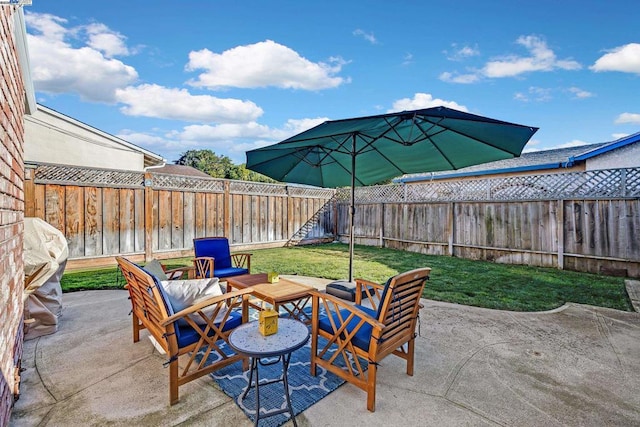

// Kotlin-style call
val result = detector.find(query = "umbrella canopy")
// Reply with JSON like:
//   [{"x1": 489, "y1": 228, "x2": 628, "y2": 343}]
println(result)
[{"x1": 246, "y1": 106, "x2": 538, "y2": 281}]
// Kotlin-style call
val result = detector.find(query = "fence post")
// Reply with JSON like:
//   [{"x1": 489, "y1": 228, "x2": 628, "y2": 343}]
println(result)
[
  {"x1": 223, "y1": 180, "x2": 231, "y2": 238},
  {"x1": 378, "y1": 202, "x2": 384, "y2": 247},
  {"x1": 448, "y1": 202, "x2": 454, "y2": 256},
  {"x1": 144, "y1": 172, "x2": 153, "y2": 262},
  {"x1": 24, "y1": 166, "x2": 36, "y2": 217},
  {"x1": 287, "y1": 186, "x2": 294, "y2": 239},
  {"x1": 556, "y1": 199, "x2": 564, "y2": 270},
  {"x1": 333, "y1": 197, "x2": 338, "y2": 238}
]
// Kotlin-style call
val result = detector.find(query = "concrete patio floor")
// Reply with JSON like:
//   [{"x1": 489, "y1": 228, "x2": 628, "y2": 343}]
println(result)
[{"x1": 10, "y1": 277, "x2": 640, "y2": 427}]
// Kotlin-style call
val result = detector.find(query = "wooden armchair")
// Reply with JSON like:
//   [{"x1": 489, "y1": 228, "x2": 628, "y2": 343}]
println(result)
[
  {"x1": 116, "y1": 256, "x2": 251, "y2": 405},
  {"x1": 142, "y1": 258, "x2": 188, "y2": 280},
  {"x1": 310, "y1": 267, "x2": 431, "y2": 412},
  {"x1": 193, "y1": 237, "x2": 252, "y2": 279}
]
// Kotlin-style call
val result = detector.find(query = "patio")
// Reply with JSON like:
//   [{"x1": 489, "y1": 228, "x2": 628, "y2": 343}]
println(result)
[{"x1": 10, "y1": 279, "x2": 640, "y2": 427}]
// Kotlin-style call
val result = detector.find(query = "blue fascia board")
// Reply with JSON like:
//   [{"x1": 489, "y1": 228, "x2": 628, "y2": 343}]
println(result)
[
  {"x1": 568, "y1": 132, "x2": 640, "y2": 164},
  {"x1": 395, "y1": 162, "x2": 565, "y2": 183}
]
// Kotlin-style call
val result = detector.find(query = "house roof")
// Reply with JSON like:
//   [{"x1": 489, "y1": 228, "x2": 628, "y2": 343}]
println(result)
[
  {"x1": 149, "y1": 164, "x2": 212, "y2": 178},
  {"x1": 396, "y1": 131, "x2": 640, "y2": 183},
  {"x1": 35, "y1": 104, "x2": 166, "y2": 168}
]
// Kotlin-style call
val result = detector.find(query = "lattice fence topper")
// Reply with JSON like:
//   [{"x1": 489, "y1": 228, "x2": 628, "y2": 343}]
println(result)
[
  {"x1": 229, "y1": 181, "x2": 334, "y2": 198},
  {"x1": 31, "y1": 163, "x2": 639, "y2": 201},
  {"x1": 152, "y1": 173, "x2": 225, "y2": 192},
  {"x1": 335, "y1": 167, "x2": 640, "y2": 203},
  {"x1": 229, "y1": 180, "x2": 287, "y2": 196},
  {"x1": 287, "y1": 185, "x2": 335, "y2": 199},
  {"x1": 33, "y1": 163, "x2": 144, "y2": 188}
]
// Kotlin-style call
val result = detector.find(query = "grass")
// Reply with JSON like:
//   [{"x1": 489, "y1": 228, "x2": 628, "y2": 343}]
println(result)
[{"x1": 61, "y1": 243, "x2": 634, "y2": 312}]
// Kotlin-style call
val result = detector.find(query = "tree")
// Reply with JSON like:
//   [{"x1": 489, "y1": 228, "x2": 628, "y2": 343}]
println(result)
[
  {"x1": 175, "y1": 149, "x2": 276, "y2": 183},
  {"x1": 175, "y1": 150, "x2": 235, "y2": 179},
  {"x1": 229, "y1": 164, "x2": 277, "y2": 183}
]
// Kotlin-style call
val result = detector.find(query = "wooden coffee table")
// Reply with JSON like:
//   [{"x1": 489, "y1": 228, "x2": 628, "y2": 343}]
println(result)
[{"x1": 225, "y1": 274, "x2": 314, "y2": 322}]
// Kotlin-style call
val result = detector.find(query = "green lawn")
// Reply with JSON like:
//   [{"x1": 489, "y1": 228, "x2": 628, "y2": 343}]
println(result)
[{"x1": 61, "y1": 243, "x2": 634, "y2": 312}]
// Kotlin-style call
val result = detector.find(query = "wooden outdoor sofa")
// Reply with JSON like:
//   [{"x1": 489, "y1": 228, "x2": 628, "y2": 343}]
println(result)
[{"x1": 116, "y1": 256, "x2": 252, "y2": 405}]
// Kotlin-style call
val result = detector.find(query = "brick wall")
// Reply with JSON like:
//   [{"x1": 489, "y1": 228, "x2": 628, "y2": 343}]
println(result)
[{"x1": 0, "y1": 5, "x2": 26, "y2": 426}]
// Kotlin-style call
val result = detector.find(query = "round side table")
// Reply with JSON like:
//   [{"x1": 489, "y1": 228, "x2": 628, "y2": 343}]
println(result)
[{"x1": 228, "y1": 318, "x2": 310, "y2": 427}]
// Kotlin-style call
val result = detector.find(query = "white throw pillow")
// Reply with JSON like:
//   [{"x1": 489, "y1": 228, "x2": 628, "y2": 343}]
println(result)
[{"x1": 161, "y1": 278, "x2": 228, "y2": 325}]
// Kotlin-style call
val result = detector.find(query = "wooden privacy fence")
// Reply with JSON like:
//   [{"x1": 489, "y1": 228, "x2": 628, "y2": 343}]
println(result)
[
  {"x1": 336, "y1": 167, "x2": 640, "y2": 278},
  {"x1": 24, "y1": 163, "x2": 335, "y2": 268},
  {"x1": 23, "y1": 163, "x2": 640, "y2": 277}
]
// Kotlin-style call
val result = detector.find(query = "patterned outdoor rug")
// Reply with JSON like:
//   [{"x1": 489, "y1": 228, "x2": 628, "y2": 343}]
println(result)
[{"x1": 200, "y1": 322, "x2": 363, "y2": 427}]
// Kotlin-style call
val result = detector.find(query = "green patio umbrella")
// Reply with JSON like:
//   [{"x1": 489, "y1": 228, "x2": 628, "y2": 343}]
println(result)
[{"x1": 246, "y1": 106, "x2": 538, "y2": 281}]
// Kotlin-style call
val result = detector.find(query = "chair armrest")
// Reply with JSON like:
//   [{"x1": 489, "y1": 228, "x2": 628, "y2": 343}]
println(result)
[
  {"x1": 193, "y1": 257, "x2": 214, "y2": 279},
  {"x1": 354, "y1": 278, "x2": 384, "y2": 308},
  {"x1": 164, "y1": 267, "x2": 189, "y2": 280},
  {"x1": 230, "y1": 253, "x2": 252, "y2": 272},
  {"x1": 310, "y1": 290, "x2": 385, "y2": 330},
  {"x1": 162, "y1": 287, "x2": 253, "y2": 326}
]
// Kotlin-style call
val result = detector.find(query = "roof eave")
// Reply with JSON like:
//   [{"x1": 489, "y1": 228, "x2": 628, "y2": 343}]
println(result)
[
  {"x1": 14, "y1": 7, "x2": 36, "y2": 114},
  {"x1": 395, "y1": 162, "x2": 565, "y2": 183}
]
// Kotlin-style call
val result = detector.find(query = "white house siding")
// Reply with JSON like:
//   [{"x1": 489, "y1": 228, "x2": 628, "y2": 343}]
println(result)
[
  {"x1": 586, "y1": 143, "x2": 640, "y2": 170},
  {"x1": 24, "y1": 107, "x2": 154, "y2": 171}
]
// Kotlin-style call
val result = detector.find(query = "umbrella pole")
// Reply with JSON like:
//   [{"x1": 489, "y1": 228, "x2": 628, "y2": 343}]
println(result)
[{"x1": 348, "y1": 136, "x2": 356, "y2": 283}]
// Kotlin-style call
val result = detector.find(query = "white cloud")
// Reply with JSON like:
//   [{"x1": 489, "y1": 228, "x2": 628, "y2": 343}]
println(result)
[
  {"x1": 119, "y1": 116, "x2": 330, "y2": 164},
  {"x1": 568, "y1": 86, "x2": 594, "y2": 99},
  {"x1": 173, "y1": 122, "x2": 273, "y2": 141},
  {"x1": 483, "y1": 36, "x2": 581, "y2": 78},
  {"x1": 445, "y1": 44, "x2": 480, "y2": 61},
  {"x1": 439, "y1": 71, "x2": 480, "y2": 84},
  {"x1": 612, "y1": 133, "x2": 631, "y2": 140},
  {"x1": 25, "y1": 12, "x2": 138, "y2": 102},
  {"x1": 554, "y1": 139, "x2": 590, "y2": 149},
  {"x1": 524, "y1": 139, "x2": 592, "y2": 152},
  {"x1": 402, "y1": 52, "x2": 414, "y2": 66},
  {"x1": 186, "y1": 40, "x2": 348, "y2": 90},
  {"x1": 514, "y1": 92, "x2": 528, "y2": 102},
  {"x1": 513, "y1": 86, "x2": 553, "y2": 102},
  {"x1": 389, "y1": 93, "x2": 468, "y2": 112},
  {"x1": 521, "y1": 138, "x2": 541, "y2": 153},
  {"x1": 353, "y1": 29, "x2": 378, "y2": 44},
  {"x1": 615, "y1": 112, "x2": 640, "y2": 124},
  {"x1": 84, "y1": 23, "x2": 131, "y2": 57},
  {"x1": 115, "y1": 84, "x2": 263, "y2": 123},
  {"x1": 591, "y1": 43, "x2": 640, "y2": 74},
  {"x1": 441, "y1": 35, "x2": 581, "y2": 84}
]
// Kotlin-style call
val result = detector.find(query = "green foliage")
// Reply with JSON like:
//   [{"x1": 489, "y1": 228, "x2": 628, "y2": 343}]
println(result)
[
  {"x1": 175, "y1": 149, "x2": 276, "y2": 182},
  {"x1": 61, "y1": 244, "x2": 633, "y2": 312}
]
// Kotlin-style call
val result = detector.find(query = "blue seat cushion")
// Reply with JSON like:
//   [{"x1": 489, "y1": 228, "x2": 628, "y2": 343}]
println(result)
[
  {"x1": 215, "y1": 267, "x2": 249, "y2": 278},
  {"x1": 175, "y1": 310, "x2": 243, "y2": 348},
  {"x1": 196, "y1": 266, "x2": 248, "y2": 279},
  {"x1": 318, "y1": 305, "x2": 377, "y2": 352}
]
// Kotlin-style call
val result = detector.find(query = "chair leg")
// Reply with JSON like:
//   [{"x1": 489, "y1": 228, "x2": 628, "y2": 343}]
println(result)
[
  {"x1": 366, "y1": 362, "x2": 377, "y2": 412},
  {"x1": 406, "y1": 338, "x2": 415, "y2": 376},
  {"x1": 169, "y1": 359, "x2": 179, "y2": 405},
  {"x1": 132, "y1": 313, "x2": 140, "y2": 343},
  {"x1": 310, "y1": 329, "x2": 318, "y2": 376},
  {"x1": 310, "y1": 299, "x2": 320, "y2": 376}
]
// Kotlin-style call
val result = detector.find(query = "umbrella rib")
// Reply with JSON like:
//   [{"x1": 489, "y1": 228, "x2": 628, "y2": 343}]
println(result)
[{"x1": 417, "y1": 116, "x2": 524, "y2": 156}]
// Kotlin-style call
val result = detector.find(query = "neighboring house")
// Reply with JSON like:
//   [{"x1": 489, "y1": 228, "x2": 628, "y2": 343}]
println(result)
[
  {"x1": 150, "y1": 163, "x2": 212, "y2": 178},
  {"x1": 396, "y1": 132, "x2": 640, "y2": 184},
  {"x1": 24, "y1": 104, "x2": 165, "y2": 171}
]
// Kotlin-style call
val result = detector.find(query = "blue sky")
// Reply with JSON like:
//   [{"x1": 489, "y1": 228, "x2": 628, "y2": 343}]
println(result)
[{"x1": 23, "y1": 0, "x2": 640, "y2": 164}]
